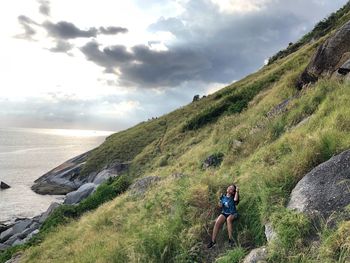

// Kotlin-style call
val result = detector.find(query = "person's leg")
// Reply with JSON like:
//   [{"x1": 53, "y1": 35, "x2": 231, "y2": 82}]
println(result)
[
  {"x1": 211, "y1": 214, "x2": 226, "y2": 242},
  {"x1": 226, "y1": 215, "x2": 235, "y2": 240}
]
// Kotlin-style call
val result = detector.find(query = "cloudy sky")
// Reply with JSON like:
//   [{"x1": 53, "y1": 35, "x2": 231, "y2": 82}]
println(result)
[{"x1": 0, "y1": 0, "x2": 348, "y2": 131}]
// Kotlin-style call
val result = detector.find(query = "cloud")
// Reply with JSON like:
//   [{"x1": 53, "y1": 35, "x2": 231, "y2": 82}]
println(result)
[
  {"x1": 43, "y1": 21, "x2": 98, "y2": 39},
  {"x1": 15, "y1": 15, "x2": 39, "y2": 40},
  {"x1": 98, "y1": 26, "x2": 128, "y2": 35},
  {"x1": 38, "y1": 0, "x2": 50, "y2": 16},
  {"x1": 78, "y1": 0, "x2": 348, "y2": 89},
  {"x1": 48, "y1": 40, "x2": 74, "y2": 53}
]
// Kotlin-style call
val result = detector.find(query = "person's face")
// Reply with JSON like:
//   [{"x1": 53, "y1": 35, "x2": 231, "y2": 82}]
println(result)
[{"x1": 227, "y1": 185, "x2": 235, "y2": 194}]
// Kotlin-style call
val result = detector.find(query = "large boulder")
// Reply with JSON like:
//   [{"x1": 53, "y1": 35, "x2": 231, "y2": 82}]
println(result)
[
  {"x1": 288, "y1": 149, "x2": 350, "y2": 220},
  {"x1": 64, "y1": 183, "x2": 97, "y2": 205},
  {"x1": 31, "y1": 151, "x2": 92, "y2": 195},
  {"x1": 129, "y1": 176, "x2": 161, "y2": 197},
  {"x1": 297, "y1": 20, "x2": 350, "y2": 88},
  {"x1": 38, "y1": 202, "x2": 61, "y2": 223}
]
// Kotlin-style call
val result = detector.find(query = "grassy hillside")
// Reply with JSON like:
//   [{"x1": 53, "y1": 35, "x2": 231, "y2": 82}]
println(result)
[{"x1": 3, "y1": 4, "x2": 350, "y2": 263}]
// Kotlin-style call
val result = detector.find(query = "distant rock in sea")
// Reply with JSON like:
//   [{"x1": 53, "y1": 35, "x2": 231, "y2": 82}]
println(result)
[{"x1": 0, "y1": 181, "x2": 11, "y2": 190}]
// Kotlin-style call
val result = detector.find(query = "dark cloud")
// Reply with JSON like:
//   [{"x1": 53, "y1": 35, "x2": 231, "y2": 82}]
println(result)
[
  {"x1": 79, "y1": 0, "x2": 348, "y2": 89},
  {"x1": 48, "y1": 40, "x2": 74, "y2": 53},
  {"x1": 99, "y1": 26, "x2": 128, "y2": 35},
  {"x1": 43, "y1": 21, "x2": 98, "y2": 39},
  {"x1": 38, "y1": 0, "x2": 50, "y2": 16},
  {"x1": 15, "y1": 15, "x2": 39, "y2": 40}
]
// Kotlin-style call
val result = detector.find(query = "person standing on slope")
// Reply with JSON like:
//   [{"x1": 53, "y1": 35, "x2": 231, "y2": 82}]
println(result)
[{"x1": 207, "y1": 184, "x2": 239, "y2": 248}]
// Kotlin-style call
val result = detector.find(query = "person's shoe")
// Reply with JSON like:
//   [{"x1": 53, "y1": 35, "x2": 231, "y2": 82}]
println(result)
[
  {"x1": 228, "y1": 239, "x2": 235, "y2": 247},
  {"x1": 207, "y1": 240, "x2": 216, "y2": 249}
]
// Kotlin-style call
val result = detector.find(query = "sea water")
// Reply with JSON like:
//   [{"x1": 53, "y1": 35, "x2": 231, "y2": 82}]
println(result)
[{"x1": 0, "y1": 127, "x2": 113, "y2": 222}]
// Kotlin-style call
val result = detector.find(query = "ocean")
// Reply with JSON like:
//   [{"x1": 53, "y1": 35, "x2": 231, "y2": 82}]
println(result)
[{"x1": 0, "y1": 127, "x2": 113, "y2": 222}]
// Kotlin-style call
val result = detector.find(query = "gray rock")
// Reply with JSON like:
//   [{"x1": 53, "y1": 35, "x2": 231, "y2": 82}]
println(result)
[
  {"x1": 31, "y1": 151, "x2": 92, "y2": 195},
  {"x1": 0, "y1": 181, "x2": 11, "y2": 189},
  {"x1": 92, "y1": 169, "x2": 117, "y2": 185},
  {"x1": 5, "y1": 252, "x2": 22, "y2": 263},
  {"x1": 64, "y1": 183, "x2": 97, "y2": 205},
  {"x1": 264, "y1": 223, "x2": 277, "y2": 243},
  {"x1": 39, "y1": 202, "x2": 61, "y2": 223},
  {"x1": 202, "y1": 153, "x2": 224, "y2": 169},
  {"x1": 0, "y1": 243, "x2": 10, "y2": 251},
  {"x1": 266, "y1": 98, "x2": 292, "y2": 118},
  {"x1": 171, "y1": 173, "x2": 185, "y2": 179},
  {"x1": 243, "y1": 247, "x2": 268, "y2": 263},
  {"x1": 288, "y1": 149, "x2": 350, "y2": 220},
  {"x1": 297, "y1": 19, "x2": 350, "y2": 88},
  {"x1": 4, "y1": 233, "x2": 21, "y2": 245},
  {"x1": 129, "y1": 176, "x2": 161, "y2": 196},
  {"x1": 338, "y1": 58, "x2": 350, "y2": 75},
  {"x1": 12, "y1": 219, "x2": 32, "y2": 235},
  {"x1": 0, "y1": 227, "x2": 14, "y2": 242}
]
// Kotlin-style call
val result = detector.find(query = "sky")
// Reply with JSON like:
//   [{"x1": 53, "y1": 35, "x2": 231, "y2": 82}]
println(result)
[{"x1": 0, "y1": 0, "x2": 348, "y2": 131}]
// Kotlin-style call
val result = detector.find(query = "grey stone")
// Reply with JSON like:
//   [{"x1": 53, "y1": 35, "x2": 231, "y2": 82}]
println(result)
[
  {"x1": 171, "y1": 173, "x2": 185, "y2": 179},
  {"x1": 264, "y1": 223, "x2": 277, "y2": 243},
  {"x1": 266, "y1": 98, "x2": 292, "y2": 118},
  {"x1": 4, "y1": 233, "x2": 21, "y2": 245},
  {"x1": 12, "y1": 219, "x2": 32, "y2": 235},
  {"x1": 39, "y1": 202, "x2": 61, "y2": 223},
  {"x1": 297, "y1": 19, "x2": 350, "y2": 88},
  {"x1": 129, "y1": 176, "x2": 161, "y2": 196},
  {"x1": 0, "y1": 181, "x2": 10, "y2": 189},
  {"x1": 92, "y1": 169, "x2": 117, "y2": 185},
  {"x1": 0, "y1": 227, "x2": 13, "y2": 242},
  {"x1": 287, "y1": 149, "x2": 350, "y2": 220},
  {"x1": 338, "y1": 58, "x2": 350, "y2": 75},
  {"x1": 64, "y1": 183, "x2": 97, "y2": 205},
  {"x1": 0, "y1": 243, "x2": 10, "y2": 251},
  {"x1": 243, "y1": 247, "x2": 268, "y2": 263},
  {"x1": 31, "y1": 151, "x2": 92, "y2": 195},
  {"x1": 5, "y1": 252, "x2": 22, "y2": 263}
]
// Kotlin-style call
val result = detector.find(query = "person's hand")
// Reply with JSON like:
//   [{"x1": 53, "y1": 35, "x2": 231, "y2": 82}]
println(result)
[{"x1": 235, "y1": 186, "x2": 239, "y2": 192}]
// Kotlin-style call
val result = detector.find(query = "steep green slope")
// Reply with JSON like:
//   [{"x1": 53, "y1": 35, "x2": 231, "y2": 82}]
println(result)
[{"x1": 3, "y1": 4, "x2": 350, "y2": 263}]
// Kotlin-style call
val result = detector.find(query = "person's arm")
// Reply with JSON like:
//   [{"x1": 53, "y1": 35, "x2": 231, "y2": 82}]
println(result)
[
  {"x1": 234, "y1": 187, "x2": 239, "y2": 204},
  {"x1": 218, "y1": 194, "x2": 224, "y2": 207}
]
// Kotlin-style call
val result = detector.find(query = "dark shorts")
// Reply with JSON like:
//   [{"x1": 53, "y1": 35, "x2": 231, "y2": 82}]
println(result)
[{"x1": 221, "y1": 213, "x2": 239, "y2": 219}]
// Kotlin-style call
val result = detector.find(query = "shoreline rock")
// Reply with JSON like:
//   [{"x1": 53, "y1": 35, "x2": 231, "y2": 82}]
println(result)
[{"x1": 0, "y1": 181, "x2": 11, "y2": 190}]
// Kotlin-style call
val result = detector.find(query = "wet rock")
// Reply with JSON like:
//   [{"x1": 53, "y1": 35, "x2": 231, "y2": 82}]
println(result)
[
  {"x1": 0, "y1": 181, "x2": 11, "y2": 189},
  {"x1": 64, "y1": 183, "x2": 97, "y2": 205},
  {"x1": 243, "y1": 246, "x2": 268, "y2": 263},
  {"x1": 297, "y1": 20, "x2": 350, "y2": 88},
  {"x1": 129, "y1": 176, "x2": 161, "y2": 196},
  {"x1": 288, "y1": 149, "x2": 350, "y2": 220}
]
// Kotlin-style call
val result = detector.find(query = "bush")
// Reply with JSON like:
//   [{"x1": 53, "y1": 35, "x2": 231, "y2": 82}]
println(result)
[{"x1": 40, "y1": 175, "x2": 130, "y2": 234}]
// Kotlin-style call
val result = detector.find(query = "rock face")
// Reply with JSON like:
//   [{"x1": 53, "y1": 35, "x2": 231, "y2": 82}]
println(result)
[
  {"x1": 0, "y1": 181, "x2": 11, "y2": 189},
  {"x1": 264, "y1": 223, "x2": 277, "y2": 243},
  {"x1": 288, "y1": 149, "x2": 350, "y2": 220},
  {"x1": 202, "y1": 153, "x2": 224, "y2": 169},
  {"x1": 32, "y1": 151, "x2": 129, "y2": 195},
  {"x1": 297, "y1": 19, "x2": 350, "y2": 88},
  {"x1": 31, "y1": 151, "x2": 92, "y2": 195},
  {"x1": 243, "y1": 247, "x2": 268, "y2": 263},
  {"x1": 64, "y1": 183, "x2": 97, "y2": 205},
  {"x1": 129, "y1": 176, "x2": 161, "y2": 196}
]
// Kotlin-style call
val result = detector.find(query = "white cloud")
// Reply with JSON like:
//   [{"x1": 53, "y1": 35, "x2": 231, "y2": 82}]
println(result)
[{"x1": 210, "y1": 0, "x2": 274, "y2": 14}]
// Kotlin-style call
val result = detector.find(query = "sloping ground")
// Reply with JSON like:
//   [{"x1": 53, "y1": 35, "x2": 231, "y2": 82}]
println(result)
[{"x1": 4, "y1": 4, "x2": 350, "y2": 263}]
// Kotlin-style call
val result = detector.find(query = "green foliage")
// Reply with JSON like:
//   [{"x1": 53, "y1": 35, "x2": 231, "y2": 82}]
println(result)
[
  {"x1": 40, "y1": 175, "x2": 130, "y2": 234},
  {"x1": 81, "y1": 119, "x2": 167, "y2": 176},
  {"x1": 216, "y1": 247, "x2": 247, "y2": 263}
]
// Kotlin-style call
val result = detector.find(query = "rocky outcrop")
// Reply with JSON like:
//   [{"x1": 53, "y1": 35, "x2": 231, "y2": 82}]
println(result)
[
  {"x1": 264, "y1": 223, "x2": 277, "y2": 243},
  {"x1": 31, "y1": 151, "x2": 92, "y2": 195},
  {"x1": 64, "y1": 183, "x2": 97, "y2": 205},
  {"x1": 129, "y1": 176, "x2": 161, "y2": 197},
  {"x1": 0, "y1": 181, "x2": 11, "y2": 190},
  {"x1": 243, "y1": 246, "x2": 268, "y2": 263},
  {"x1": 32, "y1": 150, "x2": 129, "y2": 195},
  {"x1": 0, "y1": 201, "x2": 61, "y2": 251},
  {"x1": 297, "y1": 19, "x2": 350, "y2": 88},
  {"x1": 287, "y1": 149, "x2": 350, "y2": 220},
  {"x1": 202, "y1": 153, "x2": 224, "y2": 169}
]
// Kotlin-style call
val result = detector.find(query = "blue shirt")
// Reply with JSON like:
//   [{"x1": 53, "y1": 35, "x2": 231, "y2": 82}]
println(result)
[{"x1": 220, "y1": 195, "x2": 237, "y2": 215}]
